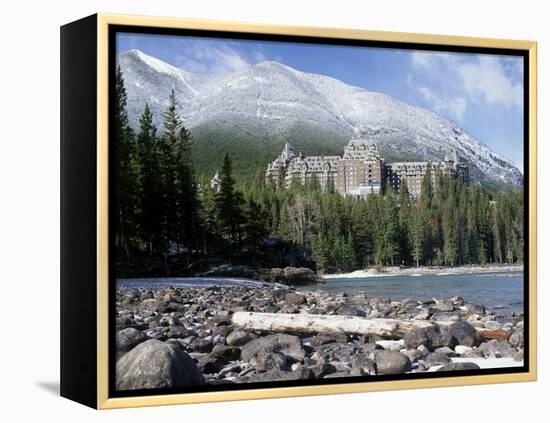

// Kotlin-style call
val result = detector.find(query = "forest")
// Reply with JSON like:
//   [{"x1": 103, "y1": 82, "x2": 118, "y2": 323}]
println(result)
[{"x1": 114, "y1": 67, "x2": 525, "y2": 277}]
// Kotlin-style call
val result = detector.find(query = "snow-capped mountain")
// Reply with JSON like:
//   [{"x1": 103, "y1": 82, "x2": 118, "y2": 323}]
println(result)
[{"x1": 118, "y1": 49, "x2": 523, "y2": 186}]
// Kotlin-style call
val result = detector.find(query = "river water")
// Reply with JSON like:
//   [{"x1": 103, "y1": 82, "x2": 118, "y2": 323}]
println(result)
[
  {"x1": 117, "y1": 272, "x2": 524, "y2": 316},
  {"x1": 303, "y1": 272, "x2": 524, "y2": 315}
]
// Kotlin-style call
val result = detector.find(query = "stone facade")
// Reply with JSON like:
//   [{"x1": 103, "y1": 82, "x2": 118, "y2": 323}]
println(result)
[
  {"x1": 264, "y1": 138, "x2": 469, "y2": 198},
  {"x1": 386, "y1": 151, "x2": 469, "y2": 197}
]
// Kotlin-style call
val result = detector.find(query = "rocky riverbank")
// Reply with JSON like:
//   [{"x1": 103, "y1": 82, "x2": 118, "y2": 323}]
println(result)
[
  {"x1": 115, "y1": 283, "x2": 524, "y2": 390},
  {"x1": 198, "y1": 265, "x2": 324, "y2": 285}
]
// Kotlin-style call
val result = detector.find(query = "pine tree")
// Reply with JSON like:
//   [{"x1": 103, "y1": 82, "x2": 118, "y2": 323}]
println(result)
[
  {"x1": 215, "y1": 154, "x2": 245, "y2": 244},
  {"x1": 398, "y1": 179, "x2": 412, "y2": 264},
  {"x1": 114, "y1": 66, "x2": 139, "y2": 261},
  {"x1": 136, "y1": 103, "x2": 161, "y2": 255}
]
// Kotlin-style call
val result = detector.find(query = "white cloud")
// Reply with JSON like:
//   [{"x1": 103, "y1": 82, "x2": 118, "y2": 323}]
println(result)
[
  {"x1": 418, "y1": 86, "x2": 466, "y2": 121},
  {"x1": 410, "y1": 51, "x2": 523, "y2": 111},
  {"x1": 458, "y1": 56, "x2": 523, "y2": 109},
  {"x1": 411, "y1": 51, "x2": 458, "y2": 70},
  {"x1": 172, "y1": 40, "x2": 267, "y2": 75}
]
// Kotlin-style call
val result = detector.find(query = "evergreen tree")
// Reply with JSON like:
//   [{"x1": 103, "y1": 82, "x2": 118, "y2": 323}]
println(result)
[
  {"x1": 215, "y1": 154, "x2": 245, "y2": 244},
  {"x1": 114, "y1": 66, "x2": 139, "y2": 261},
  {"x1": 136, "y1": 103, "x2": 161, "y2": 255}
]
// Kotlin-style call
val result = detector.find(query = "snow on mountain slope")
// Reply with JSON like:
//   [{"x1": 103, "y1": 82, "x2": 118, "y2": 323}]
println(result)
[{"x1": 117, "y1": 50, "x2": 523, "y2": 186}]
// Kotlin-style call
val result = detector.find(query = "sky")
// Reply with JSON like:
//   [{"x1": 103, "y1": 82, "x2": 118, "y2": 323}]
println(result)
[{"x1": 117, "y1": 33, "x2": 525, "y2": 170}]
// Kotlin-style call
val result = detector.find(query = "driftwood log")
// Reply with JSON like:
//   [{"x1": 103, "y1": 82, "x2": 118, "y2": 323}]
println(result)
[{"x1": 232, "y1": 311, "x2": 435, "y2": 338}]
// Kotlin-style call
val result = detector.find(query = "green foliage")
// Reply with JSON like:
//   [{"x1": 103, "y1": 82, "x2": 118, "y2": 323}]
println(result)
[{"x1": 113, "y1": 69, "x2": 525, "y2": 277}]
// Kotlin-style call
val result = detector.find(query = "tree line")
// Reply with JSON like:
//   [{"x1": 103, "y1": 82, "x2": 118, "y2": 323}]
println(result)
[{"x1": 115, "y1": 68, "x2": 524, "y2": 276}]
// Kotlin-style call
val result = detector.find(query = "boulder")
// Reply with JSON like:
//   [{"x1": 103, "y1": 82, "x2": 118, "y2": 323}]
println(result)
[
  {"x1": 116, "y1": 339, "x2": 203, "y2": 390},
  {"x1": 425, "y1": 352, "x2": 451, "y2": 366},
  {"x1": 284, "y1": 292, "x2": 307, "y2": 306},
  {"x1": 283, "y1": 267, "x2": 324, "y2": 285},
  {"x1": 187, "y1": 337, "x2": 214, "y2": 353},
  {"x1": 226, "y1": 330, "x2": 258, "y2": 346},
  {"x1": 241, "y1": 333, "x2": 305, "y2": 363},
  {"x1": 438, "y1": 362, "x2": 481, "y2": 371},
  {"x1": 310, "y1": 363, "x2": 337, "y2": 378},
  {"x1": 375, "y1": 351, "x2": 411, "y2": 375},
  {"x1": 252, "y1": 351, "x2": 290, "y2": 372},
  {"x1": 211, "y1": 345, "x2": 241, "y2": 361},
  {"x1": 116, "y1": 328, "x2": 148, "y2": 353},
  {"x1": 195, "y1": 354, "x2": 228, "y2": 374},
  {"x1": 404, "y1": 326, "x2": 454, "y2": 350},
  {"x1": 509, "y1": 330, "x2": 524, "y2": 348},
  {"x1": 336, "y1": 304, "x2": 367, "y2": 317},
  {"x1": 448, "y1": 321, "x2": 480, "y2": 347},
  {"x1": 310, "y1": 334, "x2": 347, "y2": 347},
  {"x1": 351, "y1": 356, "x2": 376, "y2": 376},
  {"x1": 477, "y1": 340, "x2": 517, "y2": 358}
]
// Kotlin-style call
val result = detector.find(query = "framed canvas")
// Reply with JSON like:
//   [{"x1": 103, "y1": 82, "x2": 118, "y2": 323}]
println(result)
[{"x1": 60, "y1": 13, "x2": 537, "y2": 409}]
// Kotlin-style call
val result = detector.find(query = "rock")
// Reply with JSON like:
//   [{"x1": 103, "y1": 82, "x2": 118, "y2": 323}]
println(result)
[
  {"x1": 479, "y1": 329, "x2": 512, "y2": 341},
  {"x1": 195, "y1": 354, "x2": 228, "y2": 374},
  {"x1": 211, "y1": 345, "x2": 241, "y2": 360},
  {"x1": 165, "y1": 326, "x2": 190, "y2": 339},
  {"x1": 116, "y1": 328, "x2": 148, "y2": 353},
  {"x1": 252, "y1": 351, "x2": 291, "y2": 372},
  {"x1": 438, "y1": 362, "x2": 481, "y2": 371},
  {"x1": 417, "y1": 344, "x2": 430, "y2": 357},
  {"x1": 271, "y1": 287, "x2": 290, "y2": 302},
  {"x1": 247, "y1": 368, "x2": 315, "y2": 382},
  {"x1": 404, "y1": 328, "x2": 430, "y2": 349},
  {"x1": 310, "y1": 363, "x2": 338, "y2": 378},
  {"x1": 477, "y1": 340, "x2": 517, "y2": 358},
  {"x1": 188, "y1": 337, "x2": 214, "y2": 353},
  {"x1": 431, "y1": 300, "x2": 455, "y2": 312},
  {"x1": 404, "y1": 349, "x2": 424, "y2": 363},
  {"x1": 434, "y1": 347, "x2": 457, "y2": 357},
  {"x1": 336, "y1": 304, "x2": 366, "y2": 317},
  {"x1": 283, "y1": 267, "x2": 324, "y2": 285},
  {"x1": 455, "y1": 345, "x2": 473, "y2": 355},
  {"x1": 310, "y1": 334, "x2": 347, "y2": 347},
  {"x1": 141, "y1": 298, "x2": 162, "y2": 312},
  {"x1": 241, "y1": 333, "x2": 305, "y2": 363},
  {"x1": 375, "y1": 351, "x2": 411, "y2": 375},
  {"x1": 226, "y1": 330, "x2": 258, "y2": 346},
  {"x1": 448, "y1": 321, "x2": 480, "y2": 347},
  {"x1": 284, "y1": 292, "x2": 307, "y2": 306},
  {"x1": 483, "y1": 321, "x2": 503, "y2": 330},
  {"x1": 116, "y1": 339, "x2": 203, "y2": 390},
  {"x1": 425, "y1": 352, "x2": 451, "y2": 366},
  {"x1": 219, "y1": 363, "x2": 242, "y2": 376},
  {"x1": 376, "y1": 339, "x2": 405, "y2": 351},
  {"x1": 509, "y1": 330, "x2": 524, "y2": 348},
  {"x1": 405, "y1": 326, "x2": 454, "y2": 350},
  {"x1": 414, "y1": 312, "x2": 431, "y2": 320},
  {"x1": 513, "y1": 350, "x2": 524, "y2": 362},
  {"x1": 430, "y1": 313, "x2": 460, "y2": 322},
  {"x1": 351, "y1": 356, "x2": 376, "y2": 376},
  {"x1": 467, "y1": 304, "x2": 486, "y2": 316}
]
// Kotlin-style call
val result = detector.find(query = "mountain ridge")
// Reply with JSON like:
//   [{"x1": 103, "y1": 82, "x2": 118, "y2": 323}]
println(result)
[{"x1": 117, "y1": 49, "x2": 523, "y2": 187}]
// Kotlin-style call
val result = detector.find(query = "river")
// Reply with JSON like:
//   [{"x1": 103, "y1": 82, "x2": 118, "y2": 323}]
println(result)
[
  {"x1": 117, "y1": 271, "x2": 524, "y2": 316},
  {"x1": 303, "y1": 272, "x2": 524, "y2": 315}
]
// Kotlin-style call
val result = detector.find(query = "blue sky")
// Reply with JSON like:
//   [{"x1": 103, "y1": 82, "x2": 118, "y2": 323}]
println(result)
[{"x1": 118, "y1": 33, "x2": 524, "y2": 169}]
